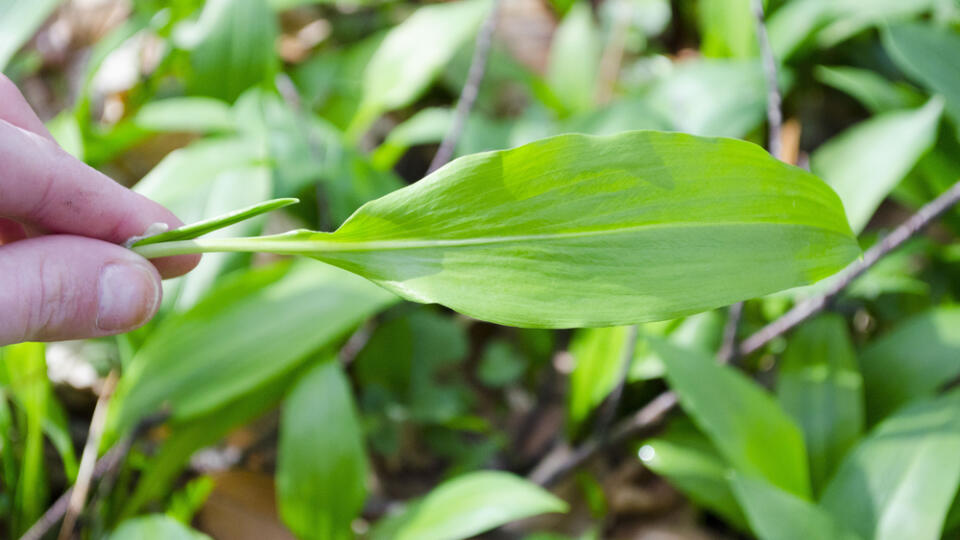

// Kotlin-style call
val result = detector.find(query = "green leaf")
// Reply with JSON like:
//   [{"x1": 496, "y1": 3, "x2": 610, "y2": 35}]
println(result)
[
  {"x1": 135, "y1": 97, "x2": 237, "y2": 133},
  {"x1": 372, "y1": 107, "x2": 453, "y2": 170},
  {"x1": 654, "y1": 339, "x2": 811, "y2": 497},
  {"x1": 858, "y1": 307, "x2": 960, "y2": 425},
  {"x1": 814, "y1": 65, "x2": 925, "y2": 114},
  {"x1": 108, "y1": 261, "x2": 396, "y2": 437},
  {"x1": 389, "y1": 471, "x2": 567, "y2": 540},
  {"x1": 729, "y1": 474, "x2": 860, "y2": 540},
  {"x1": 546, "y1": 2, "x2": 601, "y2": 115},
  {"x1": 0, "y1": 343, "x2": 49, "y2": 535},
  {"x1": 0, "y1": 0, "x2": 61, "y2": 70},
  {"x1": 647, "y1": 60, "x2": 778, "y2": 138},
  {"x1": 176, "y1": 0, "x2": 278, "y2": 102},
  {"x1": 811, "y1": 98, "x2": 943, "y2": 233},
  {"x1": 131, "y1": 198, "x2": 299, "y2": 247},
  {"x1": 884, "y1": 23, "x2": 960, "y2": 138},
  {"x1": 698, "y1": 0, "x2": 758, "y2": 59},
  {"x1": 639, "y1": 419, "x2": 748, "y2": 529},
  {"x1": 820, "y1": 389, "x2": 960, "y2": 540},
  {"x1": 567, "y1": 326, "x2": 634, "y2": 432},
  {"x1": 137, "y1": 131, "x2": 860, "y2": 328},
  {"x1": 775, "y1": 314, "x2": 863, "y2": 495},
  {"x1": 277, "y1": 361, "x2": 367, "y2": 540},
  {"x1": 350, "y1": 0, "x2": 492, "y2": 138},
  {"x1": 110, "y1": 515, "x2": 211, "y2": 540}
]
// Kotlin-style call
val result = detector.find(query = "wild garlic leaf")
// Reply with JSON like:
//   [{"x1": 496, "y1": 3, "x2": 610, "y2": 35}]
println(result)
[
  {"x1": 135, "y1": 131, "x2": 860, "y2": 328},
  {"x1": 130, "y1": 198, "x2": 298, "y2": 247}
]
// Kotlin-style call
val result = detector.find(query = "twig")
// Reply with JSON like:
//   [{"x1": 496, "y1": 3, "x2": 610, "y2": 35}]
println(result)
[
  {"x1": 531, "y1": 178, "x2": 960, "y2": 487},
  {"x1": 20, "y1": 413, "x2": 169, "y2": 540},
  {"x1": 426, "y1": 0, "x2": 500, "y2": 174},
  {"x1": 57, "y1": 371, "x2": 118, "y2": 540},
  {"x1": 752, "y1": 0, "x2": 782, "y2": 160},
  {"x1": 718, "y1": 0, "x2": 784, "y2": 364},
  {"x1": 739, "y1": 178, "x2": 960, "y2": 356}
]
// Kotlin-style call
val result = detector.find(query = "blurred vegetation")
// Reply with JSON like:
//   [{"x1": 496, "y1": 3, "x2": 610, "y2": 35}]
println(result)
[{"x1": 2, "y1": 0, "x2": 960, "y2": 539}]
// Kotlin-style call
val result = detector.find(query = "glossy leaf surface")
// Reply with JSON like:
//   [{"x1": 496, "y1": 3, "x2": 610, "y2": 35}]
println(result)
[{"x1": 142, "y1": 131, "x2": 859, "y2": 328}]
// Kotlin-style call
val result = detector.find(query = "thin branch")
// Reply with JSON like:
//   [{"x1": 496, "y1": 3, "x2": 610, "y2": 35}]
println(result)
[
  {"x1": 57, "y1": 371, "x2": 118, "y2": 540},
  {"x1": 20, "y1": 413, "x2": 169, "y2": 540},
  {"x1": 752, "y1": 0, "x2": 782, "y2": 160},
  {"x1": 718, "y1": 0, "x2": 784, "y2": 364},
  {"x1": 426, "y1": 0, "x2": 500, "y2": 174},
  {"x1": 530, "y1": 178, "x2": 960, "y2": 487}
]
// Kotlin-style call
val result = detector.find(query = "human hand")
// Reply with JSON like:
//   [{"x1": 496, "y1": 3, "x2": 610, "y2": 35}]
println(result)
[{"x1": 0, "y1": 75, "x2": 200, "y2": 346}]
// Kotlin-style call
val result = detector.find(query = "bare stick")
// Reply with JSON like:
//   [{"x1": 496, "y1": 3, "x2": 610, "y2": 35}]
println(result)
[
  {"x1": 531, "y1": 178, "x2": 960, "y2": 487},
  {"x1": 752, "y1": 0, "x2": 782, "y2": 160},
  {"x1": 57, "y1": 372, "x2": 119, "y2": 540},
  {"x1": 427, "y1": 0, "x2": 500, "y2": 174}
]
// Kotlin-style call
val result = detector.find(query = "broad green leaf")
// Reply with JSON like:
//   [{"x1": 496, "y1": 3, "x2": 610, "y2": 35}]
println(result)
[
  {"x1": 546, "y1": 2, "x2": 601, "y2": 115},
  {"x1": 858, "y1": 307, "x2": 960, "y2": 424},
  {"x1": 477, "y1": 340, "x2": 527, "y2": 388},
  {"x1": 698, "y1": 0, "x2": 758, "y2": 59},
  {"x1": 647, "y1": 60, "x2": 776, "y2": 138},
  {"x1": 820, "y1": 389, "x2": 960, "y2": 540},
  {"x1": 775, "y1": 314, "x2": 863, "y2": 495},
  {"x1": 350, "y1": 0, "x2": 491, "y2": 138},
  {"x1": 654, "y1": 339, "x2": 811, "y2": 497},
  {"x1": 563, "y1": 97, "x2": 672, "y2": 136},
  {"x1": 132, "y1": 198, "x2": 299, "y2": 247},
  {"x1": 814, "y1": 66, "x2": 924, "y2": 114},
  {"x1": 884, "y1": 23, "x2": 960, "y2": 138},
  {"x1": 639, "y1": 419, "x2": 748, "y2": 529},
  {"x1": 630, "y1": 310, "x2": 726, "y2": 381},
  {"x1": 140, "y1": 131, "x2": 859, "y2": 328},
  {"x1": 567, "y1": 326, "x2": 634, "y2": 433},
  {"x1": 389, "y1": 471, "x2": 567, "y2": 540},
  {"x1": 108, "y1": 260, "x2": 396, "y2": 437},
  {"x1": 110, "y1": 514, "x2": 211, "y2": 540},
  {"x1": 135, "y1": 97, "x2": 236, "y2": 133},
  {"x1": 278, "y1": 361, "x2": 367, "y2": 540},
  {"x1": 811, "y1": 98, "x2": 943, "y2": 233},
  {"x1": 176, "y1": 0, "x2": 278, "y2": 102},
  {"x1": 0, "y1": 0, "x2": 61, "y2": 70},
  {"x1": 729, "y1": 474, "x2": 860, "y2": 540}
]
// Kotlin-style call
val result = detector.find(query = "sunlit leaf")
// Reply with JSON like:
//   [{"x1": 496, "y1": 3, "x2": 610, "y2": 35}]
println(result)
[
  {"x1": 858, "y1": 307, "x2": 960, "y2": 424},
  {"x1": 138, "y1": 132, "x2": 859, "y2": 328},
  {"x1": 639, "y1": 419, "x2": 748, "y2": 529},
  {"x1": 820, "y1": 389, "x2": 960, "y2": 540},
  {"x1": 547, "y1": 1, "x2": 601, "y2": 115},
  {"x1": 654, "y1": 339, "x2": 811, "y2": 497},
  {"x1": 775, "y1": 314, "x2": 863, "y2": 495},
  {"x1": 730, "y1": 474, "x2": 859, "y2": 540},
  {"x1": 811, "y1": 97, "x2": 943, "y2": 233},
  {"x1": 110, "y1": 514, "x2": 211, "y2": 540},
  {"x1": 386, "y1": 471, "x2": 567, "y2": 540},
  {"x1": 278, "y1": 361, "x2": 367, "y2": 540}
]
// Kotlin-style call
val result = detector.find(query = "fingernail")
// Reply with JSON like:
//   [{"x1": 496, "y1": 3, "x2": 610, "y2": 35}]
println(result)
[{"x1": 97, "y1": 262, "x2": 160, "y2": 332}]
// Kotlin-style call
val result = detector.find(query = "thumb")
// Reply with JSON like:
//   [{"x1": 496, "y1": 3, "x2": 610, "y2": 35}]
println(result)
[{"x1": 0, "y1": 236, "x2": 162, "y2": 345}]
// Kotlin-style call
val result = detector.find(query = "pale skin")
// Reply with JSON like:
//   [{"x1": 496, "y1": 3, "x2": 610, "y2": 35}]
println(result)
[{"x1": 0, "y1": 74, "x2": 199, "y2": 346}]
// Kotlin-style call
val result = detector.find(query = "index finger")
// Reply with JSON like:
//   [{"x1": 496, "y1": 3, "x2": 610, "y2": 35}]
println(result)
[{"x1": 0, "y1": 119, "x2": 199, "y2": 278}]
